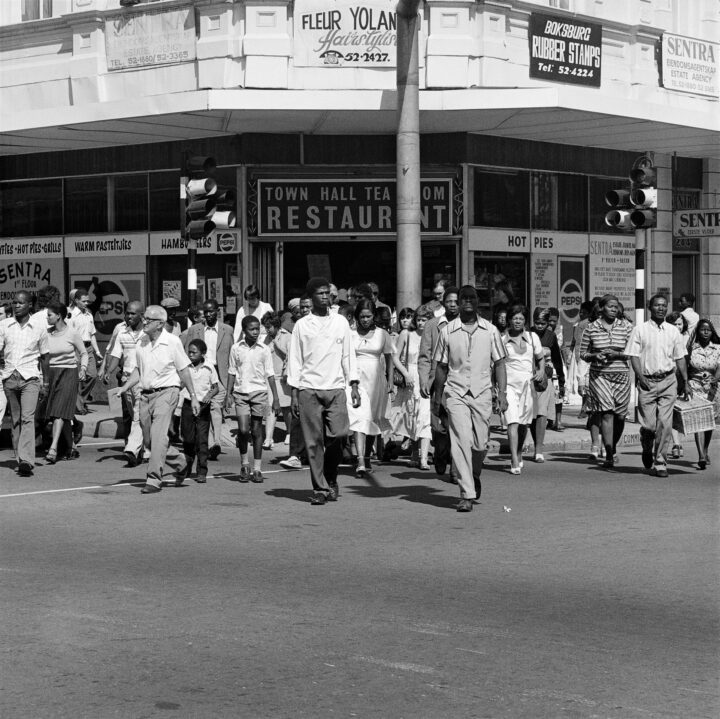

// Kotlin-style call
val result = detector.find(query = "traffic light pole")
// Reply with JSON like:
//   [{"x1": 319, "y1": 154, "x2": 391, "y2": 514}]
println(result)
[
  {"x1": 633, "y1": 227, "x2": 646, "y2": 423},
  {"x1": 396, "y1": 0, "x2": 422, "y2": 310}
]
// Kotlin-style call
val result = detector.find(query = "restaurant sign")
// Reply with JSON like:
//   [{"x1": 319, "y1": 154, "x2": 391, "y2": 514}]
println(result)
[
  {"x1": 256, "y1": 179, "x2": 452, "y2": 236},
  {"x1": 673, "y1": 209, "x2": 720, "y2": 237},
  {"x1": 528, "y1": 12, "x2": 602, "y2": 87}
]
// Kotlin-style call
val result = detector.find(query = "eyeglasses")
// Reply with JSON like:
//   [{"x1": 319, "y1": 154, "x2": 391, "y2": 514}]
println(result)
[{"x1": 142, "y1": 317, "x2": 163, "y2": 324}]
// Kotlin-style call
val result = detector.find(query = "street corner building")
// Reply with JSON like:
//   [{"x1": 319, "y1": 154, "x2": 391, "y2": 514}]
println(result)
[{"x1": 0, "y1": 0, "x2": 719, "y2": 353}]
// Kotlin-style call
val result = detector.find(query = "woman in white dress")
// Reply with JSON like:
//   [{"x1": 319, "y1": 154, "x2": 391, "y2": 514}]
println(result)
[
  {"x1": 348, "y1": 299, "x2": 394, "y2": 476},
  {"x1": 233, "y1": 284, "x2": 274, "y2": 342},
  {"x1": 391, "y1": 305, "x2": 433, "y2": 469},
  {"x1": 502, "y1": 304, "x2": 545, "y2": 474}
]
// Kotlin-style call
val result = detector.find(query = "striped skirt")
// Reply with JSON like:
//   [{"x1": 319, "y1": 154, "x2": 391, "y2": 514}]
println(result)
[
  {"x1": 45, "y1": 366, "x2": 80, "y2": 421},
  {"x1": 587, "y1": 370, "x2": 630, "y2": 416}
]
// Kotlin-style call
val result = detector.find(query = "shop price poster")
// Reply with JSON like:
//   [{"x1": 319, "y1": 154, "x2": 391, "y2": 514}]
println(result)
[{"x1": 162, "y1": 280, "x2": 182, "y2": 301}]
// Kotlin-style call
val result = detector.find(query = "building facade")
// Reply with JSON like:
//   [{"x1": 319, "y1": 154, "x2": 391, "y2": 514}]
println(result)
[{"x1": 1, "y1": 0, "x2": 718, "y2": 345}]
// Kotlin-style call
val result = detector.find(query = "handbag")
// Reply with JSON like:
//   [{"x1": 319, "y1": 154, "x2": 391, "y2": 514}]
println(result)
[{"x1": 393, "y1": 333, "x2": 411, "y2": 388}]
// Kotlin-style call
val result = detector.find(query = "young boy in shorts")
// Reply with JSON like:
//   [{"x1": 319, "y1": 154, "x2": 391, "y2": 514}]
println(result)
[
  {"x1": 226, "y1": 316, "x2": 279, "y2": 482},
  {"x1": 179, "y1": 339, "x2": 219, "y2": 483}
]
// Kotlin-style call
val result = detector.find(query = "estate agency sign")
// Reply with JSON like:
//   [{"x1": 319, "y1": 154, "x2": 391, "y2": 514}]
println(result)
[
  {"x1": 528, "y1": 13, "x2": 602, "y2": 87},
  {"x1": 256, "y1": 179, "x2": 452, "y2": 236},
  {"x1": 293, "y1": 0, "x2": 400, "y2": 67},
  {"x1": 661, "y1": 33, "x2": 719, "y2": 98},
  {"x1": 673, "y1": 209, "x2": 720, "y2": 237}
]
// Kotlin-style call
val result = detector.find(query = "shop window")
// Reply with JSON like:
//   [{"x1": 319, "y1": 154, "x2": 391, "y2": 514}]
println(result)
[
  {"x1": 113, "y1": 174, "x2": 148, "y2": 232},
  {"x1": 472, "y1": 168, "x2": 530, "y2": 228},
  {"x1": 588, "y1": 176, "x2": 626, "y2": 234},
  {"x1": 149, "y1": 171, "x2": 179, "y2": 231},
  {"x1": 532, "y1": 172, "x2": 587, "y2": 232},
  {"x1": 65, "y1": 176, "x2": 108, "y2": 234},
  {"x1": 473, "y1": 253, "x2": 528, "y2": 320},
  {"x1": 21, "y1": 0, "x2": 52, "y2": 20},
  {"x1": 0, "y1": 179, "x2": 63, "y2": 237}
]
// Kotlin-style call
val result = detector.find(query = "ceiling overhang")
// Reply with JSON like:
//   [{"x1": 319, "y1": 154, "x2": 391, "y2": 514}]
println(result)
[{"x1": 1, "y1": 86, "x2": 718, "y2": 159}]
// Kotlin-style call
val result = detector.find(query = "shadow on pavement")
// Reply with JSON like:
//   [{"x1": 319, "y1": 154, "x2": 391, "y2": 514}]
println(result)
[
  {"x1": 346, "y1": 480, "x2": 460, "y2": 510},
  {"x1": 265, "y1": 488, "x2": 313, "y2": 503}
]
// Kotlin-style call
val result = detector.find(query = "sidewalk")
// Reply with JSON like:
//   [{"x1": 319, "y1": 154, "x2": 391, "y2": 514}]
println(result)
[{"x1": 77, "y1": 400, "x2": 647, "y2": 455}]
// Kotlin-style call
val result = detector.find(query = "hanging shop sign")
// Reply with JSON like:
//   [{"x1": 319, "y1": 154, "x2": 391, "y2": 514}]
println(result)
[
  {"x1": 149, "y1": 230, "x2": 240, "y2": 254},
  {"x1": 660, "y1": 33, "x2": 719, "y2": 98},
  {"x1": 293, "y1": 0, "x2": 401, "y2": 67},
  {"x1": 528, "y1": 13, "x2": 602, "y2": 87},
  {"x1": 65, "y1": 233, "x2": 149, "y2": 258},
  {"x1": 529, "y1": 232, "x2": 588, "y2": 254},
  {"x1": 105, "y1": 7, "x2": 196, "y2": 71},
  {"x1": 673, "y1": 209, "x2": 720, "y2": 238},
  {"x1": 469, "y1": 228, "x2": 530, "y2": 253},
  {"x1": 587, "y1": 235, "x2": 634, "y2": 311},
  {"x1": 256, "y1": 179, "x2": 452, "y2": 236},
  {"x1": 0, "y1": 237, "x2": 64, "y2": 260}
]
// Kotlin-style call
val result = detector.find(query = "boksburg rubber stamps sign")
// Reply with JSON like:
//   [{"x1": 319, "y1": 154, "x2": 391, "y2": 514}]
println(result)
[
  {"x1": 528, "y1": 12, "x2": 602, "y2": 87},
  {"x1": 256, "y1": 179, "x2": 452, "y2": 236}
]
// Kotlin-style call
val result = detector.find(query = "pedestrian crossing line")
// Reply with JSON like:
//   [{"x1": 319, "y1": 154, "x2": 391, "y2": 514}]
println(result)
[{"x1": 0, "y1": 484, "x2": 134, "y2": 499}]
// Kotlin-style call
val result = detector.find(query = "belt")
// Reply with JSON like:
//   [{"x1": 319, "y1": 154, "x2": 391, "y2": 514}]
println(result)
[
  {"x1": 643, "y1": 370, "x2": 674, "y2": 380},
  {"x1": 141, "y1": 386, "x2": 180, "y2": 395}
]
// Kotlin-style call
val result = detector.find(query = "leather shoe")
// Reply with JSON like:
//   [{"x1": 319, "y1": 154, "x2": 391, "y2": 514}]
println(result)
[
  {"x1": 195, "y1": 475, "x2": 207, "y2": 483},
  {"x1": 434, "y1": 459, "x2": 447, "y2": 475},
  {"x1": 649, "y1": 465, "x2": 668, "y2": 477},
  {"x1": 640, "y1": 429, "x2": 654, "y2": 469},
  {"x1": 17, "y1": 461, "x2": 34, "y2": 477},
  {"x1": 251, "y1": 470, "x2": 264, "y2": 483},
  {"x1": 238, "y1": 465, "x2": 251, "y2": 483},
  {"x1": 310, "y1": 492, "x2": 327, "y2": 505},
  {"x1": 456, "y1": 499, "x2": 473, "y2": 512},
  {"x1": 328, "y1": 483, "x2": 339, "y2": 501},
  {"x1": 140, "y1": 484, "x2": 162, "y2": 494},
  {"x1": 124, "y1": 450, "x2": 139, "y2": 468},
  {"x1": 208, "y1": 445, "x2": 221, "y2": 461}
]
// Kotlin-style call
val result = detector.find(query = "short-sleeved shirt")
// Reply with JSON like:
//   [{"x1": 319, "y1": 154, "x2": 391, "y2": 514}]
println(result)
[
  {"x1": 434, "y1": 315, "x2": 506, "y2": 398},
  {"x1": 110, "y1": 326, "x2": 145, "y2": 374},
  {"x1": 135, "y1": 329, "x2": 191, "y2": 391},
  {"x1": 180, "y1": 361, "x2": 219, "y2": 402},
  {"x1": 0, "y1": 316, "x2": 49, "y2": 380},
  {"x1": 624, "y1": 320, "x2": 687, "y2": 375},
  {"x1": 68, "y1": 308, "x2": 96, "y2": 343},
  {"x1": 228, "y1": 339, "x2": 275, "y2": 394}
]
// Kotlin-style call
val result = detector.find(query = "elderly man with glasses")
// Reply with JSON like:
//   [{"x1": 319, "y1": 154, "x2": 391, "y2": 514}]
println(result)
[{"x1": 114, "y1": 305, "x2": 200, "y2": 494}]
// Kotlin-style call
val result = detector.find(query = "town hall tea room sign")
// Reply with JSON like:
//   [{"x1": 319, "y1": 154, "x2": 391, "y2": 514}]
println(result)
[{"x1": 256, "y1": 179, "x2": 452, "y2": 236}]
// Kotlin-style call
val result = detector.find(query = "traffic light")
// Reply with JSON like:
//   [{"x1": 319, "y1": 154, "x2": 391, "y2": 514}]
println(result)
[
  {"x1": 628, "y1": 157, "x2": 657, "y2": 229},
  {"x1": 184, "y1": 155, "x2": 236, "y2": 240},
  {"x1": 604, "y1": 155, "x2": 657, "y2": 230}
]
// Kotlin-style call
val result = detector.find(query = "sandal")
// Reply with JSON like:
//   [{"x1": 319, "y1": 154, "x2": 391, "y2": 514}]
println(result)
[{"x1": 46, "y1": 448, "x2": 57, "y2": 464}]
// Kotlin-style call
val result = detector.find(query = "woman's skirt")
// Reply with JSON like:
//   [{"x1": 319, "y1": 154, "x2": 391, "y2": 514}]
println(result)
[
  {"x1": 586, "y1": 370, "x2": 631, "y2": 416},
  {"x1": 45, "y1": 366, "x2": 79, "y2": 421}
]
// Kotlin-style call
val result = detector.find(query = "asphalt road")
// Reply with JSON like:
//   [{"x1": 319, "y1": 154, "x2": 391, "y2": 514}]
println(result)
[{"x1": 1, "y1": 440, "x2": 718, "y2": 719}]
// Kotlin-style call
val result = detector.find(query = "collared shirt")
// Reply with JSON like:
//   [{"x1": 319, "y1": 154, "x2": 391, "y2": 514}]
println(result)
[
  {"x1": 287, "y1": 312, "x2": 359, "y2": 391},
  {"x1": 110, "y1": 325, "x2": 145, "y2": 374},
  {"x1": 434, "y1": 315, "x2": 506, "y2": 398},
  {"x1": 135, "y1": 329, "x2": 191, "y2": 391},
  {"x1": 228, "y1": 339, "x2": 275, "y2": 394},
  {"x1": 579, "y1": 318, "x2": 633, "y2": 373},
  {"x1": 624, "y1": 320, "x2": 687, "y2": 375},
  {"x1": 180, "y1": 361, "x2": 219, "y2": 402},
  {"x1": 67, "y1": 307, "x2": 96, "y2": 343},
  {"x1": 0, "y1": 316, "x2": 49, "y2": 380},
  {"x1": 204, "y1": 324, "x2": 219, "y2": 367}
]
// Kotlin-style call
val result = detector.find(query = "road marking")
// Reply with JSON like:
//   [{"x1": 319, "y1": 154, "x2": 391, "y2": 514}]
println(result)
[
  {"x1": 354, "y1": 655, "x2": 439, "y2": 675},
  {"x1": 0, "y1": 484, "x2": 136, "y2": 499}
]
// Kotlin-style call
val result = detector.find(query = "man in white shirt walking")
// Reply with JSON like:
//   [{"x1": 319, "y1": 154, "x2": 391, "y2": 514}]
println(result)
[
  {"x1": 679, "y1": 292, "x2": 700, "y2": 337},
  {"x1": 114, "y1": 305, "x2": 199, "y2": 494},
  {"x1": 625, "y1": 294, "x2": 690, "y2": 477},
  {"x1": 0, "y1": 291, "x2": 49, "y2": 476},
  {"x1": 287, "y1": 277, "x2": 361, "y2": 505}
]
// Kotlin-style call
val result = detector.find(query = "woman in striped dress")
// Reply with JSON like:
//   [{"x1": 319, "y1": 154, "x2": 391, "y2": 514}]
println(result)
[{"x1": 579, "y1": 294, "x2": 633, "y2": 469}]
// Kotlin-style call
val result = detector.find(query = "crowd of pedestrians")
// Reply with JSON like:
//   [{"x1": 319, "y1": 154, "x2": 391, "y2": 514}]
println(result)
[{"x1": 0, "y1": 281, "x2": 718, "y2": 508}]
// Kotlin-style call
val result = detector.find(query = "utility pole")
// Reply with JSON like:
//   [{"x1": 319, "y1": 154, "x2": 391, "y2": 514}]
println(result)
[{"x1": 396, "y1": 0, "x2": 422, "y2": 309}]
